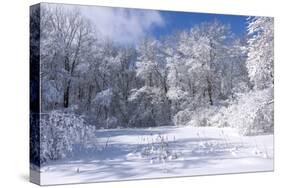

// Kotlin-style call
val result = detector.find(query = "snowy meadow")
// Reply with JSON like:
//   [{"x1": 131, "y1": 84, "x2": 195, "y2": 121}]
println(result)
[{"x1": 30, "y1": 3, "x2": 274, "y2": 185}]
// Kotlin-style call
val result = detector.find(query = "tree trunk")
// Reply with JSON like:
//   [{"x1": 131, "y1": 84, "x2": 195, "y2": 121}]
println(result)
[
  {"x1": 207, "y1": 78, "x2": 213, "y2": 105},
  {"x1": 63, "y1": 80, "x2": 71, "y2": 108},
  {"x1": 86, "y1": 85, "x2": 93, "y2": 111}
]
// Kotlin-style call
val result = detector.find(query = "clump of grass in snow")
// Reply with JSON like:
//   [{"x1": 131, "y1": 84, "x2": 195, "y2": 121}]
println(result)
[{"x1": 137, "y1": 133, "x2": 181, "y2": 172}]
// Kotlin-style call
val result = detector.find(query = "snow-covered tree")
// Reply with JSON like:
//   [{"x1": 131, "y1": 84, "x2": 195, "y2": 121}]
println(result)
[
  {"x1": 166, "y1": 21, "x2": 250, "y2": 126},
  {"x1": 246, "y1": 17, "x2": 274, "y2": 89},
  {"x1": 167, "y1": 21, "x2": 234, "y2": 109},
  {"x1": 40, "y1": 6, "x2": 97, "y2": 110},
  {"x1": 221, "y1": 16, "x2": 275, "y2": 135},
  {"x1": 37, "y1": 4, "x2": 273, "y2": 141},
  {"x1": 131, "y1": 38, "x2": 171, "y2": 127},
  {"x1": 224, "y1": 38, "x2": 249, "y2": 97},
  {"x1": 136, "y1": 38, "x2": 166, "y2": 87},
  {"x1": 206, "y1": 17, "x2": 274, "y2": 135}
]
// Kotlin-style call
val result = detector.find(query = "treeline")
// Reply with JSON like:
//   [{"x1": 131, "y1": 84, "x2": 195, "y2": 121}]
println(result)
[{"x1": 34, "y1": 6, "x2": 273, "y2": 132}]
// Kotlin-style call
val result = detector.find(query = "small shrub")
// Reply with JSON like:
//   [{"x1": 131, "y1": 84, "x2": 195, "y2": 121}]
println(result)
[
  {"x1": 223, "y1": 88, "x2": 273, "y2": 135},
  {"x1": 40, "y1": 110, "x2": 96, "y2": 163}
]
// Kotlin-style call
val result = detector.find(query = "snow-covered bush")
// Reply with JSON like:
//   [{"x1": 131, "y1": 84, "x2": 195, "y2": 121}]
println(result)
[
  {"x1": 40, "y1": 110, "x2": 96, "y2": 163},
  {"x1": 192, "y1": 106, "x2": 222, "y2": 127},
  {"x1": 191, "y1": 88, "x2": 274, "y2": 135},
  {"x1": 173, "y1": 108, "x2": 192, "y2": 126},
  {"x1": 208, "y1": 106, "x2": 229, "y2": 128},
  {"x1": 128, "y1": 86, "x2": 170, "y2": 127},
  {"x1": 105, "y1": 116, "x2": 119, "y2": 129},
  {"x1": 223, "y1": 88, "x2": 273, "y2": 135},
  {"x1": 174, "y1": 106, "x2": 221, "y2": 127},
  {"x1": 171, "y1": 87, "x2": 273, "y2": 136}
]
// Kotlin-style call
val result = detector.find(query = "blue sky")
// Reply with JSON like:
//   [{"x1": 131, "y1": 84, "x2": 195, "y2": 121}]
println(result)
[
  {"x1": 58, "y1": 3, "x2": 249, "y2": 43},
  {"x1": 152, "y1": 11, "x2": 248, "y2": 39}
]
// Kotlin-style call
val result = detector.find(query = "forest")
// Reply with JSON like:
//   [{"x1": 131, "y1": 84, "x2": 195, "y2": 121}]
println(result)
[{"x1": 30, "y1": 4, "x2": 273, "y2": 173}]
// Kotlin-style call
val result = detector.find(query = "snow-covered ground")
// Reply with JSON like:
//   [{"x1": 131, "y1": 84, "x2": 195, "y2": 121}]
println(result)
[{"x1": 39, "y1": 126, "x2": 273, "y2": 185}]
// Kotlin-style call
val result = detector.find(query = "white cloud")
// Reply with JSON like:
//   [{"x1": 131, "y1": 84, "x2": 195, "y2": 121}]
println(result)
[{"x1": 81, "y1": 6, "x2": 164, "y2": 44}]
